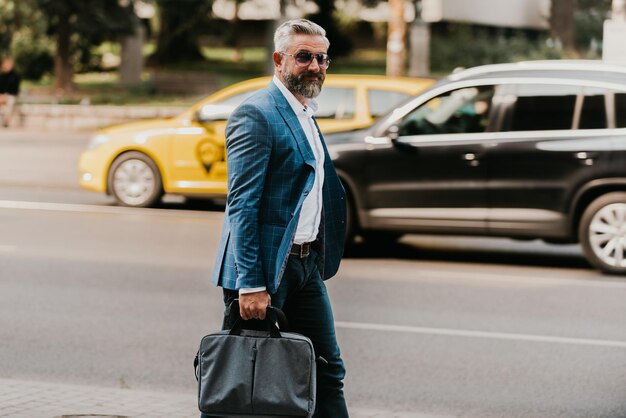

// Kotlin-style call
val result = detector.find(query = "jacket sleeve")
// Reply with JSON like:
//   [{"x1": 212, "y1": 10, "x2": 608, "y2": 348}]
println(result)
[{"x1": 224, "y1": 102, "x2": 272, "y2": 290}]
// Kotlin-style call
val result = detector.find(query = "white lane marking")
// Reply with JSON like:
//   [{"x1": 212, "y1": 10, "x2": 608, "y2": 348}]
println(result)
[
  {"x1": 1, "y1": 202, "x2": 621, "y2": 288},
  {"x1": 335, "y1": 321, "x2": 626, "y2": 349},
  {"x1": 339, "y1": 261, "x2": 626, "y2": 289},
  {"x1": 395, "y1": 269, "x2": 626, "y2": 289},
  {"x1": 0, "y1": 199, "x2": 219, "y2": 219}
]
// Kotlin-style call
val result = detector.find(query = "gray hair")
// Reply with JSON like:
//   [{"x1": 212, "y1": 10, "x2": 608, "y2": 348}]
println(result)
[{"x1": 274, "y1": 19, "x2": 330, "y2": 53}]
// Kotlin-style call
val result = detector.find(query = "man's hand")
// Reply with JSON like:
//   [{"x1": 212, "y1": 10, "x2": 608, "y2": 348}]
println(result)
[{"x1": 239, "y1": 291, "x2": 271, "y2": 320}]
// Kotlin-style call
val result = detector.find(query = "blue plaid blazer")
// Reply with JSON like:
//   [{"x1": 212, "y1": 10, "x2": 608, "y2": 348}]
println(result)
[{"x1": 211, "y1": 82, "x2": 347, "y2": 293}]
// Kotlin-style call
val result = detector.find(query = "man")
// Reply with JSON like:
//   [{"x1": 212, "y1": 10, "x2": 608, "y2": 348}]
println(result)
[
  {"x1": 0, "y1": 57, "x2": 20, "y2": 128},
  {"x1": 210, "y1": 19, "x2": 349, "y2": 418}
]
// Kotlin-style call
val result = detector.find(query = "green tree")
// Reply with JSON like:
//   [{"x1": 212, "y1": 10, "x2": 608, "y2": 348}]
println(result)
[
  {"x1": 308, "y1": 0, "x2": 353, "y2": 57},
  {"x1": 550, "y1": 0, "x2": 576, "y2": 53},
  {"x1": 0, "y1": 0, "x2": 42, "y2": 54},
  {"x1": 150, "y1": 0, "x2": 214, "y2": 65},
  {"x1": 0, "y1": 0, "x2": 54, "y2": 80},
  {"x1": 36, "y1": 0, "x2": 136, "y2": 93},
  {"x1": 575, "y1": 0, "x2": 611, "y2": 54}
]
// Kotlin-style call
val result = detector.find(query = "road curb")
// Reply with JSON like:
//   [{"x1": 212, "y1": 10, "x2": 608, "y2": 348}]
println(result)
[{"x1": 14, "y1": 104, "x2": 185, "y2": 131}]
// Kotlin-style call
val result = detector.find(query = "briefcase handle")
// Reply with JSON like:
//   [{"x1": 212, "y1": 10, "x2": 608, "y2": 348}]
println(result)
[{"x1": 228, "y1": 299, "x2": 289, "y2": 338}]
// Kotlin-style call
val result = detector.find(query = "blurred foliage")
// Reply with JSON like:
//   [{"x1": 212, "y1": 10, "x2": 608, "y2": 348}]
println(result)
[
  {"x1": 430, "y1": 25, "x2": 563, "y2": 74},
  {"x1": 36, "y1": 0, "x2": 137, "y2": 90},
  {"x1": 0, "y1": 0, "x2": 42, "y2": 54},
  {"x1": 13, "y1": 38, "x2": 54, "y2": 80},
  {"x1": 20, "y1": 46, "x2": 388, "y2": 105},
  {"x1": 550, "y1": 0, "x2": 575, "y2": 51},
  {"x1": 430, "y1": 0, "x2": 610, "y2": 72},
  {"x1": 307, "y1": 0, "x2": 353, "y2": 57},
  {"x1": 0, "y1": 0, "x2": 54, "y2": 80},
  {"x1": 37, "y1": 0, "x2": 136, "y2": 43},
  {"x1": 575, "y1": 0, "x2": 611, "y2": 54},
  {"x1": 0, "y1": 0, "x2": 618, "y2": 95},
  {"x1": 150, "y1": 0, "x2": 214, "y2": 64},
  {"x1": 22, "y1": 71, "x2": 199, "y2": 106}
]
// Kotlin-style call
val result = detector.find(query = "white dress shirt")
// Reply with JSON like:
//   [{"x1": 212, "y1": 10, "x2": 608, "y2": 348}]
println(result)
[{"x1": 239, "y1": 76, "x2": 325, "y2": 295}]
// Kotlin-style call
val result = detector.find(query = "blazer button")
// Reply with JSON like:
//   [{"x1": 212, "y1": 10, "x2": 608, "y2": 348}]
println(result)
[{"x1": 304, "y1": 190, "x2": 310, "y2": 195}]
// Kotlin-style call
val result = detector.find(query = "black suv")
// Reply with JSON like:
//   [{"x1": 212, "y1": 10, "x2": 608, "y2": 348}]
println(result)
[{"x1": 326, "y1": 61, "x2": 626, "y2": 275}]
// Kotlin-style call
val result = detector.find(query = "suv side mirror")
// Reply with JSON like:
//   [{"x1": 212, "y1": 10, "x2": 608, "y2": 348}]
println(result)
[
  {"x1": 194, "y1": 104, "x2": 234, "y2": 124},
  {"x1": 387, "y1": 124, "x2": 400, "y2": 141},
  {"x1": 387, "y1": 123, "x2": 416, "y2": 152}
]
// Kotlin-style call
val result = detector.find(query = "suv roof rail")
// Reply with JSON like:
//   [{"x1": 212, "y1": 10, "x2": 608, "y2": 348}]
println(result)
[{"x1": 448, "y1": 60, "x2": 626, "y2": 81}]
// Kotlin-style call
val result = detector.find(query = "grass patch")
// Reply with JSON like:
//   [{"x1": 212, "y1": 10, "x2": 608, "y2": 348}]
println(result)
[{"x1": 21, "y1": 47, "x2": 389, "y2": 106}]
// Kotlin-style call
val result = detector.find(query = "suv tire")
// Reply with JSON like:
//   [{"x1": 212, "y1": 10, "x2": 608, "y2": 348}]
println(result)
[
  {"x1": 344, "y1": 192, "x2": 357, "y2": 246},
  {"x1": 579, "y1": 192, "x2": 626, "y2": 275}
]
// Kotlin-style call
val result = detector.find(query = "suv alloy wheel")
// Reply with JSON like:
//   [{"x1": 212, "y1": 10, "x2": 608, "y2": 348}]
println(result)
[{"x1": 579, "y1": 192, "x2": 626, "y2": 275}]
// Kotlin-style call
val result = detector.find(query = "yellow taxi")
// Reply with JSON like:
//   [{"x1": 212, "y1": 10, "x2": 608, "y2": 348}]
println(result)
[{"x1": 78, "y1": 75, "x2": 434, "y2": 207}]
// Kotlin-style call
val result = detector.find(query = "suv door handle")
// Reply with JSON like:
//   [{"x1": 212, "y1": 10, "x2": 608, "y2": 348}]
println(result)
[
  {"x1": 463, "y1": 152, "x2": 481, "y2": 167},
  {"x1": 575, "y1": 151, "x2": 598, "y2": 166},
  {"x1": 575, "y1": 151, "x2": 598, "y2": 160}
]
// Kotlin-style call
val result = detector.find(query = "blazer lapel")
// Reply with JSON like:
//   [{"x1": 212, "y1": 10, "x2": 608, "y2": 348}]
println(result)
[{"x1": 268, "y1": 83, "x2": 316, "y2": 168}]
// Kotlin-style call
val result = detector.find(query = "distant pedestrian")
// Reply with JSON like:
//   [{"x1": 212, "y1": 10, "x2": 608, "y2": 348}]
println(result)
[
  {"x1": 0, "y1": 57, "x2": 21, "y2": 127},
  {"x1": 208, "y1": 18, "x2": 349, "y2": 418}
]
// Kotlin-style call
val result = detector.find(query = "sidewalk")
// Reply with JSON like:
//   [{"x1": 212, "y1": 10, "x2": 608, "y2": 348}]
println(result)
[{"x1": 0, "y1": 378, "x2": 450, "y2": 418}]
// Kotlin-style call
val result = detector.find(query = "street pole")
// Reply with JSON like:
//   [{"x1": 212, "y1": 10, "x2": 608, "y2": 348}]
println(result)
[
  {"x1": 120, "y1": 15, "x2": 145, "y2": 85},
  {"x1": 408, "y1": 0, "x2": 430, "y2": 77},
  {"x1": 387, "y1": 0, "x2": 406, "y2": 77},
  {"x1": 266, "y1": 0, "x2": 288, "y2": 75}
]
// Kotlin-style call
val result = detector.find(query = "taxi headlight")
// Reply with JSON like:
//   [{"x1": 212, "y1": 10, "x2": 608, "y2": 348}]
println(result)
[{"x1": 87, "y1": 134, "x2": 109, "y2": 150}]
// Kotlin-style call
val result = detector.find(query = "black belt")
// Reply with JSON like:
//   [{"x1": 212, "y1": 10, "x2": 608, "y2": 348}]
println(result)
[{"x1": 290, "y1": 242, "x2": 313, "y2": 258}]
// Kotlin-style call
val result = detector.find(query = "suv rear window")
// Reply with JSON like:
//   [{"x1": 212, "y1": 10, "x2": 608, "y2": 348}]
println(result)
[
  {"x1": 504, "y1": 84, "x2": 611, "y2": 131},
  {"x1": 508, "y1": 85, "x2": 577, "y2": 131}
]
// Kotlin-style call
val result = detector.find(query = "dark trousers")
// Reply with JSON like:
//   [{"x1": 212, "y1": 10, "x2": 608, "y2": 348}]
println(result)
[{"x1": 202, "y1": 247, "x2": 349, "y2": 418}]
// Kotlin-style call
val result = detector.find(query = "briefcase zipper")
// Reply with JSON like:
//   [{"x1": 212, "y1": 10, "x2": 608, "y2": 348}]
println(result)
[{"x1": 250, "y1": 342, "x2": 257, "y2": 413}]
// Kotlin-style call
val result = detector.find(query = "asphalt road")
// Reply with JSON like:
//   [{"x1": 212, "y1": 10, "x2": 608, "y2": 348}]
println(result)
[{"x1": 1, "y1": 129, "x2": 626, "y2": 417}]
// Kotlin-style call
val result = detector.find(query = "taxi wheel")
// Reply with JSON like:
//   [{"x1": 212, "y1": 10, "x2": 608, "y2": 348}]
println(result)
[
  {"x1": 579, "y1": 192, "x2": 626, "y2": 275},
  {"x1": 108, "y1": 152, "x2": 163, "y2": 208}
]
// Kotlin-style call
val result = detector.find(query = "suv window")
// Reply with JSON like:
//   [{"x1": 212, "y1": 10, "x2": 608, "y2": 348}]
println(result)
[
  {"x1": 504, "y1": 84, "x2": 610, "y2": 131},
  {"x1": 398, "y1": 86, "x2": 495, "y2": 136},
  {"x1": 579, "y1": 88, "x2": 607, "y2": 129},
  {"x1": 507, "y1": 84, "x2": 577, "y2": 131},
  {"x1": 615, "y1": 93, "x2": 626, "y2": 128},
  {"x1": 368, "y1": 90, "x2": 411, "y2": 119},
  {"x1": 316, "y1": 87, "x2": 356, "y2": 120}
]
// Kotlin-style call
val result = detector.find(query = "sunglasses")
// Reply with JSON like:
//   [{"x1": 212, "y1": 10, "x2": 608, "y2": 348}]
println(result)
[{"x1": 280, "y1": 51, "x2": 331, "y2": 69}]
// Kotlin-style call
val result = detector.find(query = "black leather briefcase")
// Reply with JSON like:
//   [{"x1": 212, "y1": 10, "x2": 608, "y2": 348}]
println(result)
[{"x1": 195, "y1": 302, "x2": 317, "y2": 417}]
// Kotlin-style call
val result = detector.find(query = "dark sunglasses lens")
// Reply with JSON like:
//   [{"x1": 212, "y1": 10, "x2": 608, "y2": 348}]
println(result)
[
  {"x1": 316, "y1": 54, "x2": 329, "y2": 67},
  {"x1": 293, "y1": 51, "x2": 330, "y2": 67},
  {"x1": 295, "y1": 52, "x2": 313, "y2": 65}
]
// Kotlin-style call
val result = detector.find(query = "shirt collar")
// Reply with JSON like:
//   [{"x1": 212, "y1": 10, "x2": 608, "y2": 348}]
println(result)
[{"x1": 273, "y1": 76, "x2": 318, "y2": 117}]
